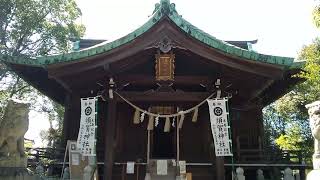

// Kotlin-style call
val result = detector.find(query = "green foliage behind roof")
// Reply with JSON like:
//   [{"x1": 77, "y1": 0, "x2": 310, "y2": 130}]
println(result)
[{"x1": 1, "y1": 0, "x2": 304, "y2": 69}]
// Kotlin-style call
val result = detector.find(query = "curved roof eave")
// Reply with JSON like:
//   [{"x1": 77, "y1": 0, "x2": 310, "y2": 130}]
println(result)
[{"x1": 0, "y1": 0, "x2": 305, "y2": 69}]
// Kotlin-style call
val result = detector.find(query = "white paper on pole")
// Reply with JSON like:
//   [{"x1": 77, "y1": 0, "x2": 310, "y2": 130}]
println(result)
[
  {"x1": 207, "y1": 98, "x2": 233, "y2": 156},
  {"x1": 77, "y1": 97, "x2": 97, "y2": 156},
  {"x1": 157, "y1": 160, "x2": 168, "y2": 175},
  {"x1": 88, "y1": 156, "x2": 96, "y2": 165},
  {"x1": 126, "y1": 162, "x2": 135, "y2": 174},
  {"x1": 71, "y1": 153, "x2": 80, "y2": 165},
  {"x1": 179, "y1": 161, "x2": 186, "y2": 174},
  {"x1": 172, "y1": 159, "x2": 176, "y2": 166}
]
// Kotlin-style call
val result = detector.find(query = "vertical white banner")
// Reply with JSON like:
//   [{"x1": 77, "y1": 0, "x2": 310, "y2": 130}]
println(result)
[
  {"x1": 207, "y1": 98, "x2": 233, "y2": 156},
  {"x1": 77, "y1": 97, "x2": 97, "y2": 156}
]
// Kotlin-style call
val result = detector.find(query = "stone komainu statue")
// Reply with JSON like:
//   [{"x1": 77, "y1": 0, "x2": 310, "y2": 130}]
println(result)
[
  {"x1": 0, "y1": 100, "x2": 30, "y2": 167},
  {"x1": 306, "y1": 101, "x2": 320, "y2": 170}
]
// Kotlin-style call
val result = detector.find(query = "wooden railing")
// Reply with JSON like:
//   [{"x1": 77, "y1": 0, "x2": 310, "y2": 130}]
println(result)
[
  {"x1": 25, "y1": 147, "x2": 312, "y2": 180},
  {"x1": 235, "y1": 149, "x2": 307, "y2": 164},
  {"x1": 26, "y1": 147, "x2": 65, "y2": 166},
  {"x1": 26, "y1": 147, "x2": 309, "y2": 165}
]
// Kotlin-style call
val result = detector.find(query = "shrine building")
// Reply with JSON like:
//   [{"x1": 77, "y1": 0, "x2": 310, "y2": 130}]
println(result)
[{"x1": 1, "y1": 0, "x2": 306, "y2": 179}]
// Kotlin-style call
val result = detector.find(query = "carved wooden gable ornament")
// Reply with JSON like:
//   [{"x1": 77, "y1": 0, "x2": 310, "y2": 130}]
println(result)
[{"x1": 155, "y1": 52, "x2": 175, "y2": 81}]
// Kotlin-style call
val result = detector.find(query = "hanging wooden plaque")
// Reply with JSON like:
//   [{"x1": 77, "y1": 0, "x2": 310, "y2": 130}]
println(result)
[{"x1": 155, "y1": 53, "x2": 175, "y2": 81}]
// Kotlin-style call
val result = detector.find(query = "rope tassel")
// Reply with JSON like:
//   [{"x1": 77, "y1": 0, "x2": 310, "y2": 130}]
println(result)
[
  {"x1": 172, "y1": 117, "x2": 175, "y2": 127},
  {"x1": 147, "y1": 115, "x2": 155, "y2": 130},
  {"x1": 164, "y1": 117, "x2": 171, "y2": 132},
  {"x1": 178, "y1": 113, "x2": 185, "y2": 129},
  {"x1": 133, "y1": 109, "x2": 140, "y2": 124},
  {"x1": 192, "y1": 108, "x2": 199, "y2": 123},
  {"x1": 140, "y1": 112, "x2": 146, "y2": 123},
  {"x1": 155, "y1": 116, "x2": 159, "y2": 127}
]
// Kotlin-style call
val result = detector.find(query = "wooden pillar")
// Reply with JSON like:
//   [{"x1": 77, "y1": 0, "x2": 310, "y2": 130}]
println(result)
[
  {"x1": 62, "y1": 94, "x2": 71, "y2": 147},
  {"x1": 215, "y1": 157, "x2": 225, "y2": 180},
  {"x1": 104, "y1": 99, "x2": 116, "y2": 179},
  {"x1": 104, "y1": 78, "x2": 117, "y2": 180},
  {"x1": 61, "y1": 93, "x2": 81, "y2": 146}
]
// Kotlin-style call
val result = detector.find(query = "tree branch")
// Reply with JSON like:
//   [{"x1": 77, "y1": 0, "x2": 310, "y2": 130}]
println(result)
[{"x1": 9, "y1": 76, "x2": 20, "y2": 98}]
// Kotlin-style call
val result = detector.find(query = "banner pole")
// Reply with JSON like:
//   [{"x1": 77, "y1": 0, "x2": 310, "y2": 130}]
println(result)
[
  {"x1": 176, "y1": 107, "x2": 180, "y2": 176},
  {"x1": 147, "y1": 130, "x2": 150, "y2": 164},
  {"x1": 226, "y1": 98, "x2": 236, "y2": 180},
  {"x1": 94, "y1": 97, "x2": 98, "y2": 179},
  {"x1": 60, "y1": 141, "x2": 69, "y2": 180}
]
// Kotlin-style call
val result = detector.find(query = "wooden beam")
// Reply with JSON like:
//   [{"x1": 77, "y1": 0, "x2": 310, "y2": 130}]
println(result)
[
  {"x1": 104, "y1": 99, "x2": 117, "y2": 179},
  {"x1": 115, "y1": 91, "x2": 211, "y2": 102},
  {"x1": 63, "y1": 75, "x2": 213, "y2": 92},
  {"x1": 248, "y1": 79, "x2": 274, "y2": 103},
  {"x1": 48, "y1": 75, "x2": 72, "y2": 93},
  {"x1": 10, "y1": 64, "x2": 66, "y2": 104},
  {"x1": 116, "y1": 75, "x2": 211, "y2": 86}
]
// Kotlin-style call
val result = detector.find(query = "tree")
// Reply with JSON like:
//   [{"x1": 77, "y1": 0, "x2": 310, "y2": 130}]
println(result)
[
  {"x1": 0, "y1": 0, "x2": 85, "y2": 146},
  {"x1": 40, "y1": 100, "x2": 65, "y2": 147},
  {"x1": 0, "y1": 0, "x2": 85, "y2": 56},
  {"x1": 262, "y1": 4, "x2": 320, "y2": 159},
  {"x1": 272, "y1": 33, "x2": 320, "y2": 153}
]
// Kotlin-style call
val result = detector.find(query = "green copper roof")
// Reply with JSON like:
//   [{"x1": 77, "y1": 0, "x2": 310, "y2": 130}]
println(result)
[{"x1": 0, "y1": 0, "x2": 305, "y2": 69}]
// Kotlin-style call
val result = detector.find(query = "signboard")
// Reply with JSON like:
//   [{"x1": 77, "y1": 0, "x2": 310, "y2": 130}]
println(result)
[
  {"x1": 155, "y1": 53, "x2": 175, "y2": 81},
  {"x1": 179, "y1": 161, "x2": 186, "y2": 174},
  {"x1": 77, "y1": 97, "x2": 98, "y2": 156},
  {"x1": 157, "y1": 160, "x2": 168, "y2": 175},
  {"x1": 207, "y1": 98, "x2": 233, "y2": 156},
  {"x1": 67, "y1": 141, "x2": 98, "y2": 180},
  {"x1": 126, "y1": 162, "x2": 135, "y2": 174}
]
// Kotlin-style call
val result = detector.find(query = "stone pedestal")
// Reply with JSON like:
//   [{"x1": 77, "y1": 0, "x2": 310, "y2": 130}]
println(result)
[
  {"x1": 307, "y1": 169, "x2": 320, "y2": 180},
  {"x1": 312, "y1": 153, "x2": 320, "y2": 169},
  {"x1": 0, "y1": 156, "x2": 27, "y2": 168},
  {"x1": 0, "y1": 167, "x2": 34, "y2": 180}
]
